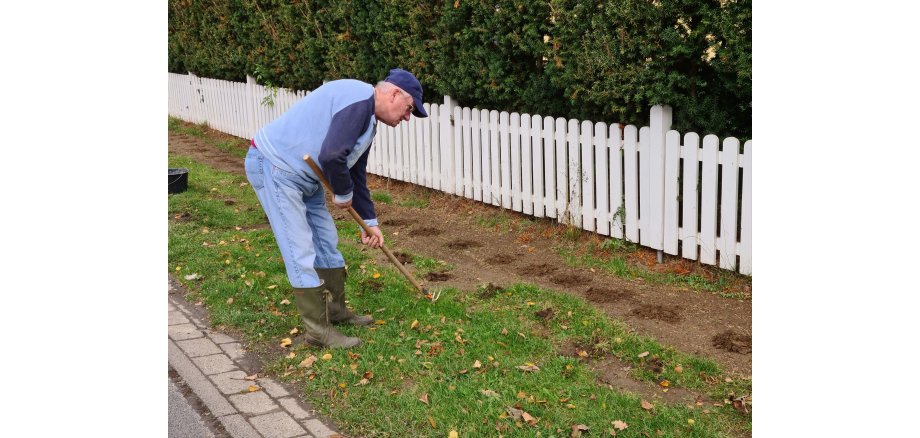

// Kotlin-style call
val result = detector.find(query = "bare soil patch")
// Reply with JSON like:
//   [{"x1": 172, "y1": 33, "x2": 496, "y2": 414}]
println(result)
[
  {"x1": 518, "y1": 262, "x2": 558, "y2": 277},
  {"x1": 424, "y1": 272, "x2": 452, "y2": 282},
  {"x1": 584, "y1": 287, "x2": 635, "y2": 303},
  {"x1": 445, "y1": 239, "x2": 482, "y2": 250},
  {"x1": 476, "y1": 283, "x2": 504, "y2": 299},
  {"x1": 409, "y1": 226, "x2": 442, "y2": 237},
  {"x1": 381, "y1": 218, "x2": 417, "y2": 227},
  {"x1": 631, "y1": 304, "x2": 683, "y2": 323},
  {"x1": 712, "y1": 330, "x2": 753, "y2": 354},
  {"x1": 549, "y1": 272, "x2": 591, "y2": 287},
  {"x1": 484, "y1": 254, "x2": 514, "y2": 265},
  {"x1": 393, "y1": 251, "x2": 413, "y2": 264}
]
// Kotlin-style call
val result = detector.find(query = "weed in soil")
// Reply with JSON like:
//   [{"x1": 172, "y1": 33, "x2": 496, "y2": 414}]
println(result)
[
  {"x1": 409, "y1": 226, "x2": 442, "y2": 236},
  {"x1": 630, "y1": 304, "x2": 683, "y2": 323},
  {"x1": 549, "y1": 272, "x2": 591, "y2": 286},
  {"x1": 484, "y1": 254, "x2": 514, "y2": 265},
  {"x1": 381, "y1": 218, "x2": 417, "y2": 227},
  {"x1": 518, "y1": 262, "x2": 558, "y2": 276},
  {"x1": 534, "y1": 307, "x2": 555, "y2": 321},
  {"x1": 475, "y1": 283, "x2": 504, "y2": 299},
  {"x1": 445, "y1": 239, "x2": 482, "y2": 250},
  {"x1": 642, "y1": 355, "x2": 665, "y2": 374},
  {"x1": 712, "y1": 330, "x2": 752, "y2": 354},
  {"x1": 424, "y1": 272, "x2": 451, "y2": 282},
  {"x1": 393, "y1": 251, "x2": 413, "y2": 264},
  {"x1": 584, "y1": 287, "x2": 635, "y2": 303}
]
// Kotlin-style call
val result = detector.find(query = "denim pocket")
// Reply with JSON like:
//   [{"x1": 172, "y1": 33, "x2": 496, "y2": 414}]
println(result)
[{"x1": 244, "y1": 148, "x2": 265, "y2": 190}]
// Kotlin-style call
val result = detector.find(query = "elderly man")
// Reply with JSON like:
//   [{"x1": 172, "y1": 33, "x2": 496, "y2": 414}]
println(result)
[{"x1": 245, "y1": 68, "x2": 427, "y2": 348}]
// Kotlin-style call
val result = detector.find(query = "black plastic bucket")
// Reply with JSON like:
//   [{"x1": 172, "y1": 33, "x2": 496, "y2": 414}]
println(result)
[{"x1": 169, "y1": 168, "x2": 189, "y2": 194}]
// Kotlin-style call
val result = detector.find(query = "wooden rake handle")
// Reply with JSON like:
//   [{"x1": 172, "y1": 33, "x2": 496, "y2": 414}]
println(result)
[{"x1": 303, "y1": 154, "x2": 427, "y2": 295}]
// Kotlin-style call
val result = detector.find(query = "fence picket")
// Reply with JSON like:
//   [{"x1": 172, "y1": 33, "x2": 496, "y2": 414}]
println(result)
[
  {"x1": 480, "y1": 109, "x2": 492, "y2": 204},
  {"x1": 699, "y1": 134, "x2": 720, "y2": 265},
  {"x1": 521, "y1": 114, "x2": 533, "y2": 215},
  {"x1": 423, "y1": 104, "x2": 432, "y2": 188},
  {"x1": 580, "y1": 120, "x2": 595, "y2": 232},
  {"x1": 568, "y1": 119, "x2": 581, "y2": 226},
  {"x1": 430, "y1": 104, "x2": 441, "y2": 190},
  {"x1": 609, "y1": 124, "x2": 624, "y2": 239},
  {"x1": 499, "y1": 112, "x2": 511, "y2": 209},
  {"x1": 543, "y1": 116, "x2": 557, "y2": 219},
  {"x1": 740, "y1": 141, "x2": 752, "y2": 275},
  {"x1": 594, "y1": 122, "x2": 609, "y2": 235},
  {"x1": 462, "y1": 107, "x2": 473, "y2": 198},
  {"x1": 453, "y1": 106, "x2": 464, "y2": 196},
  {"x1": 472, "y1": 108, "x2": 482, "y2": 201},
  {"x1": 532, "y1": 115, "x2": 545, "y2": 218},
  {"x1": 555, "y1": 118, "x2": 567, "y2": 219},
  {"x1": 681, "y1": 132, "x2": 701, "y2": 260},
  {"x1": 490, "y1": 111, "x2": 501, "y2": 206},
  {"x1": 624, "y1": 125, "x2": 639, "y2": 241},
  {"x1": 663, "y1": 130, "x2": 681, "y2": 254},
  {"x1": 440, "y1": 104, "x2": 452, "y2": 191},
  {"x1": 510, "y1": 113, "x2": 522, "y2": 212},
  {"x1": 719, "y1": 138, "x2": 740, "y2": 270}
]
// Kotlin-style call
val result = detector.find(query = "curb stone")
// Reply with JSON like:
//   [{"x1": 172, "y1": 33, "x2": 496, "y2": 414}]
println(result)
[{"x1": 168, "y1": 275, "x2": 346, "y2": 438}]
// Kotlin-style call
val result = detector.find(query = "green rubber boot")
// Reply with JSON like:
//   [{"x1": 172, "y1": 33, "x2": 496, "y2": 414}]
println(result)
[
  {"x1": 292, "y1": 283, "x2": 361, "y2": 348},
  {"x1": 316, "y1": 267, "x2": 373, "y2": 326}
]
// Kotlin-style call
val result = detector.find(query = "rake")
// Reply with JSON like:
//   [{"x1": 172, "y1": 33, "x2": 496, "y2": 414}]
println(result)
[{"x1": 304, "y1": 154, "x2": 441, "y2": 302}]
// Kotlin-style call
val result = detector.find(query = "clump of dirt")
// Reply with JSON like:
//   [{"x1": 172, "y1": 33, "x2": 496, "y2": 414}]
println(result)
[
  {"x1": 642, "y1": 355, "x2": 664, "y2": 374},
  {"x1": 223, "y1": 198, "x2": 236, "y2": 205},
  {"x1": 558, "y1": 337, "x2": 608, "y2": 361},
  {"x1": 172, "y1": 212, "x2": 193, "y2": 222},
  {"x1": 360, "y1": 278, "x2": 385, "y2": 292},
  {"x1": 712, "y1": 330, "x2": 752, "y2": 354},
  {"x1": 534, "y1": 307, "x2": 554, "y2": 321},
  {"x1": 549, "y1": 272, "x2": 590, "y2": 286},
  {"x1": 393, "y1": 251, "x2": 413, "y2": 264},
  {"x1": 485, "y1": 254, "x2": 514, "y2": 265},
  {"x1": 410, "y1": 226, "x2": 442, "y2": 236},
  {"x1": 631, "y1": 305, "x2": 683, "y2": 323},
  {"x1": 476, "y1": 283, "x2": 504, "y2": 299},
  {"x1": 446, "y1": 239, "x2": 482, "y2": 250},
  {"x1": 518, "y1": 263, "x2": 558, "y2": 277},
  {"x1": 584, "y1": 287, "x2": 634, "y2": 303},
  {"x1": 424, "y1": 272, "x2": 452, "y2": 282},
  {"x1": 381, "y1": 218, "x2": 417, "y2": 227}
]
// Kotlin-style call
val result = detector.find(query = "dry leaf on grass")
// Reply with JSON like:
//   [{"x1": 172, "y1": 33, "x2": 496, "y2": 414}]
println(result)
[
  {"x1": 641, "y1": 400, "x2": 654, "y2": 410},
  {"x1": 522, "y1": 412, "x2": 538, "y2": 426},
  {"x1": 299, "y1": 355, "x2": 317, "y2": 368},
  {"x1": 611, "y1": 420, "x2": 628, "y2": 430},
  {"x1": 279, "y1": 338, "x2": 292, "y2": 348},
  {"x1": 419, "y1": 393, "x2": 429, "y2": 405},
  {"x1": 571, "y1": 424, "x2": 589, "y2": 437},
  {"x1": 480, "y1": 389, "x2": 499, "y2": 398},
  {"x1": 516, "y1": 363, "x2": 540, "y2": 373}
]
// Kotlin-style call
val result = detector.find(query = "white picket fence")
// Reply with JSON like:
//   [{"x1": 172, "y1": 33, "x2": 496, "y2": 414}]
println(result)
[{"x1": 169, "y1": 72, "x2": 752, "y2": 275}]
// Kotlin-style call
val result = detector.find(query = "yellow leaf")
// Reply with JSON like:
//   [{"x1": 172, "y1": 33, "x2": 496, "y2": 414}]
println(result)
[
  {"x1": 226, "y1": 297, "x2": 234, "y2": 305},
  {"x1": 449, "y1": 431, "x2": 459, "y2": 438},
  {"x1": 322, "y1": 353, "x2": 333, "y2": 360},
  {"x1": 280, "y1": 338, "x2": 292, "y2": 348},
  {"x1": 373, "y1": 272, "x2": 381, "y2": 279},
  {"x1": 287, "y1": 352, "x2": 296, "y2": 359},
  {"x1": 375, "y1": 320, "x2": 386, "y2": 325},
  {"x1": 566, "y1": 403, "x2": 576, "y2": 409},
  {"x1": 268, "y1": 285, "x2": 277, "y2": 289},
  {"x1": 687, "y1": 419, "x2": 695, "y2": 426},
  {"x1": 411, "y1": 320, "x2": 419, "y2": 329},
  {"x1": 638, "y1": 351, "x2": 650, "y2": 358},
  {"x1": 299, "y1": 355, "x2": 317, "y2": 368},
  {"x1": 339, "y1": 383, "x2": 347, "y2": 389},
  {"x1": 473, "y1": 360, "x2": 482, "y2": 369},
  {"x1": 289, "y1": 327, "x2": 299, "y2": 335},
  {"x1": 659, "y1": 380, "x2": 670, "y2": 387},
  {"x1": 248, "y1": 385, "x2": 260, "y2": 392},
  {"x1": 281, "y1": 299, "x2": 290, "y2": 305},
  {"x1": 577, "y1": 350, "x2": 588, "y2": 357}
]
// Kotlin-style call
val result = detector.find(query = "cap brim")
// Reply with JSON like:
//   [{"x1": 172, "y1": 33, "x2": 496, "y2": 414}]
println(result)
[{"x1": 412, "y1": 97, "x2": 428, "y2": 118}]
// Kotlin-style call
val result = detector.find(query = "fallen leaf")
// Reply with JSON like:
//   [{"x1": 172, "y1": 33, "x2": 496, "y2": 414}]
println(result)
[
  {"x1": 449, "y1": 431, "x2": 459, "y2": 438},
  {"x1": 184, "y1": 273, "x2": 201, "y2": 281},
  {"x1": 248, "y1": 385, "x2": 260, "y2": 392},
  {"x1": 577, "y1": 350, "x2": 589, "y2": 357},
  {"x1": 280, "y1": 299, "x2": 290, "y2": 305},
  {"x1": 473, "y1": 360, "x2": 482, "y2": 369},
  {"x1": 659, "y1": 380, "x2": 670, "y2": 387},
  {"x1": 641, "y1": 400, "x2": 654, "y2": 410},
  {"x1": 280, "y1": 338, "x2": 292, "y2": 348},
  {"x1": 244, "y1": 374, "x2": 258, "y2": 380},
  {"x1": 226, "y1": 297, "x2": 234, "y2": 305},
  {"x1": 505, "y1": 407, "x2": 523, "y2": 421},
  {"x1": 674, "y1": 365, "x2": 683, "y2": 374},
  {"x1": 419, "y1": 393, "x2": 429, "y2": 405},
  {"x1": 612, "y1": 420, "x2": 628, "y2": 430},
  {"x1": 480, "y1": 389, "x2": 499, "y2": 397},
  {"x1": 501, "y1": 328, "x2": 508, "y2": 335},
  {"x1": 687, "y1": 419, "x2": 695, "y2": 426},
  {"x1": 638, "y1": 351, "x2": 649, "y2": 358},
  {"x1": 357, "y1": 378, "x2": 370, "y2": 385},
  {"x1": 516, "y1": 363, "x2": 540, "y2": 373},
  {"x1": 267, "y1": 285, "x2": 277, "y2": 289},
  {"x1": 411, "y1": 319, "x2": 419, "y2": 329},
  {"x1": 571, "y1": 424, "x2": 589, "y2": 437},
  {"x1": 373, "y1": 272, "x2": 381, "y2": 279},
  {"x1": 322, "y1": 353, "x2": 333, "y2": 360},
  {"x1": 299, "y1": 355, "x2": 317, "y2": 368},
  {"x1": 522, "y1": 411, "x2": 538, "y2": 426},
  {"x1": 287, "y1": 352, "x2": 296, "y2": 359},
  {"x1": 428, "y1": 416, "x2": 437, "y2": 428}
]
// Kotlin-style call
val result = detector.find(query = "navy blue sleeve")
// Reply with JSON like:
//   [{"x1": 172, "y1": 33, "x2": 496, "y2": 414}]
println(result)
[
  {"x1": 317, "y1": 100, "x2": 373, "y2": 197},
  {"x1": 350, "y1": 147, "x2": 377, "y2": 222}
]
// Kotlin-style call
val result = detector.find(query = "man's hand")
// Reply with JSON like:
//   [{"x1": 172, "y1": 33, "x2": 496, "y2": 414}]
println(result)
[
  {"x1": 361, "y1": 226, "x2": 384, "y2": 249},
  {"x1": 334, "y1": 198, "x2": 353, "y2": 209}
]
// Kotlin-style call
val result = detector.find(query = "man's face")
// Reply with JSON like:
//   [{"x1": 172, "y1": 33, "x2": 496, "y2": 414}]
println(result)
[{"x1": 378, "y1": 88, "x2": 414, "y2": 127}]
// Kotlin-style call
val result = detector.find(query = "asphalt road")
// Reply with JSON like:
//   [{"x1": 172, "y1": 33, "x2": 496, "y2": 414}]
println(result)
[{"x1": 169, "y1": 375, "x2": 215, "y2": 438}]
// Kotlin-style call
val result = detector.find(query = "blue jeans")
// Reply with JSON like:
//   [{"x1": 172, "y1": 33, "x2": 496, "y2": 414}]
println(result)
[{"x1": 244, "y1": 147, "x2": 345, "y2": 288}]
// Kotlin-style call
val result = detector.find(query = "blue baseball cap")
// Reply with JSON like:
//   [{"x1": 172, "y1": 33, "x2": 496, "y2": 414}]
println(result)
[{"x1": 384, "y1": 68, "x2": 428, "y2": 118}]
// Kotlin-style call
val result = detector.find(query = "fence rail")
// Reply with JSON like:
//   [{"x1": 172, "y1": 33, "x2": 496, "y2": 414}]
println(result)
[{"x1": 168, "y1": 73, "x2": 752, "y2": 275}]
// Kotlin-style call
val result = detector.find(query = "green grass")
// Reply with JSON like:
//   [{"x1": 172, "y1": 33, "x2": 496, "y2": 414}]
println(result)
[
  {"x1": 168, "y1": 118, "x2": 751, "y2": 437},
  {"x1": 169, "y1": 116, "x2": 249, "y2": 159},
  {"x1": 398, "y1": 195, "x2": 430, "y2": 209},
  {"x1": 372, "y1": 191, "x2": 394, "y2": 204}
]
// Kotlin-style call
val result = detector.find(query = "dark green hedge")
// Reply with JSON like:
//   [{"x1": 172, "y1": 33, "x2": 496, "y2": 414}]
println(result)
[{"x1": 168, "y1": 0, "x2": 751, "y2": 139}]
